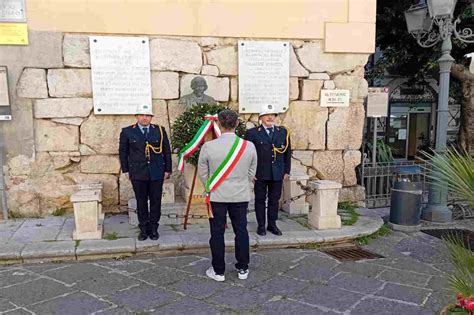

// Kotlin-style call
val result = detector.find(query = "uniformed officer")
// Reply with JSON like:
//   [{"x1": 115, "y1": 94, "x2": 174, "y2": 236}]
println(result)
[
  {"x1": 244, "y1": 104, "x2": 291, "y2": 236},
  {"x1": 119, "y1": 105, "x2": 172, "y2": 241}
]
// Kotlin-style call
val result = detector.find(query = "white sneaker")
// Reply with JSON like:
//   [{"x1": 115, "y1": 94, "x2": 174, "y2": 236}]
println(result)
[
  {"x1": 237, "y1": 269, "x2": 249, "y2": 280},
  {"x1": 206, "y1": 267, "x2": 225, "y2": 282}
]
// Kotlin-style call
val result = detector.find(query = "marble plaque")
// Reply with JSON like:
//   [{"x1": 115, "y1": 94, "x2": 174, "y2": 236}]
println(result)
[
  {"x1": 0, "y1": 66, "x2": 9, "y2": 106},
  {"x1": 0, "y1": 0, "x2": 26, "y2": 23},
  {"x1": 238, "y1": 40, "x2": 290, "y2": 113},
  {"x1": 320, "y1": 89, "x2": 350, "y2": 107},
  {"x1": 90, "y1": 36, "x2": 152, "y2": 115}
]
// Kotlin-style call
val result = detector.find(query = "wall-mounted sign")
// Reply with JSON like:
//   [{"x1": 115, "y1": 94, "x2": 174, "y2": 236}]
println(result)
[
  {"x1": 0, "y1": 0, "x2": 26, "y2": 23},
  {"x1": 90, "y1": 36, "x2": 152, "y2": 115},
  {"x1": 238, "y1": 40, "x2": 290, "y2": 114},
  {"x1": 0, "y1": 23, "x2": 28, "y2": 45},
  {"x1": 320, "y1": 89, "x2": 350, "y2": 107},
  {"x1": 367, "y1": 87, "x2": 389, "y2": 117},
  {"x1": 0, "y1": 66, "x2": 12, "y2": 120}
]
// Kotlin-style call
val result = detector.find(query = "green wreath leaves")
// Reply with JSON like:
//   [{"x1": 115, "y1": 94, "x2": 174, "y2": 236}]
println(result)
[{"x1": 171, "y1": 104, "x2": 246, "y2": 166}]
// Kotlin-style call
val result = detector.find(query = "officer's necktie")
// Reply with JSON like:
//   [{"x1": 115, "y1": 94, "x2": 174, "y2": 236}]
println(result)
[
  {"x1": 267, "y1": 127, "x2": 274, "y2": 140},
  {"x1": 143, "y1": 127, "x2": 148, "y2": 139}
]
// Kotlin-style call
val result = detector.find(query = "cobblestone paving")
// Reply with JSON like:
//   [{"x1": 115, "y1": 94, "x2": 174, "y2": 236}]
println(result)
[{"x1": 0, "y1": 229, "x2": 461, "y2": 314}]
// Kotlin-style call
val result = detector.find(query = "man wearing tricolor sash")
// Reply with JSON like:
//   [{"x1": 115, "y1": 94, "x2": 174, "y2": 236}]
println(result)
[{"x1": 197, "y1": 110, "x2": 257, "y2": 282}]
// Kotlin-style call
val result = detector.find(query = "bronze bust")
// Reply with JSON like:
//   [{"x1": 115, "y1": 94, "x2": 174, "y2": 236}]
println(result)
[{"x1": 179, "y1": 76, "x2": 217, "y2": 107}]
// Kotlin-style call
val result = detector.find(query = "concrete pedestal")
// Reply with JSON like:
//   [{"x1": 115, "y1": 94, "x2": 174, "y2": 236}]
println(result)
[
  {"x1": 308, "y1": 180, "x2": 342, "y2": 230},
  {"x1": 282, "y1": 173, "x2": 310, "y2": 215},
  {"x1": 71, "y1": 189, "x2": 103, "y2": 240}
]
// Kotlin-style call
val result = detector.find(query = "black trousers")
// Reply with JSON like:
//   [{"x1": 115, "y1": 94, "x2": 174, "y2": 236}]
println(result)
[
  {"x1": 209, "y1": 202, "x2": 249, "y2": 275},
  {"x1": 131, "y1": 180, "x2": 163, "y2": 232},
  {"x1": 254, "y1": 179, "x2": 283, "y2": 228}
]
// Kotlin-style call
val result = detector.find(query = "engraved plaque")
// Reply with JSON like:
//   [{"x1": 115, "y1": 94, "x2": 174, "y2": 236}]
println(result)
[
  {"x1": 238, "y1": 40, "x2": 290, "y2": 113},
  {"x1": 0, "y1": 0, "x2": 26, "y2": 23},
  {"x1": 320, "y1": 89, "x2": 350, "y2": 107},
  {"x1": 90, "y1": 36, "x2": 152, "y2": 115},
  {"x1": 367, "y1": 87, "x2": 389, "y2": 117}
]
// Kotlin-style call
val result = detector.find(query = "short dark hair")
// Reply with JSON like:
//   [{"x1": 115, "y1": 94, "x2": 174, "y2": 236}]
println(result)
[{"x1": 218, "y1": 109, "x2": 238, "y2": 129}]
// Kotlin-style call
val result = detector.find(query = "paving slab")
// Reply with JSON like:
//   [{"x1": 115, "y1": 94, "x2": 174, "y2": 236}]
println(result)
[
  {"x1": 76, "y1": 238, "x2": 135, "y2": 259},
  {"x1": 21, "y1": 241, "x2": 76, "y2": 263},
  {"x1": 0, "y1": 242, "x2": 24, "y2": 265},
  {"x1": 27, "y1": 291, "x2": 113, "y2": 314},
  {"x1": 56, "y1": 218, "x2": 75, "y2": 241}
]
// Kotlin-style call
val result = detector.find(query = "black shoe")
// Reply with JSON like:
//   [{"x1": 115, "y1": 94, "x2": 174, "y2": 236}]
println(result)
[
  {"x1": 257, "y1": 226, "x2": 266, "y2": 236},
  {"x1": 267, "y1": 225, "x2": 282, "y2": 236},
  {"x1": 149, "y1": 230, "x2": 159, "y2": 240},
  {"x1": 138, "y1": 231, "x2": 148, "y2": 241}
]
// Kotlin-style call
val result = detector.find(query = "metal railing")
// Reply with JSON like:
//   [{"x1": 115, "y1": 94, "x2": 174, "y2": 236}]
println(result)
[{"x1": 360, "y1": 160, "x2": 430, "y2": 208}]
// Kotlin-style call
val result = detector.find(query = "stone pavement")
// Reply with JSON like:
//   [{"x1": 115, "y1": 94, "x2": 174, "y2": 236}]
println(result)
[
  {"x1": 0, "y1": 225, "x2": 466, "y2": 315},
  {"x1": 0, "y1": 212, "x2": 383, "y2": 264}
]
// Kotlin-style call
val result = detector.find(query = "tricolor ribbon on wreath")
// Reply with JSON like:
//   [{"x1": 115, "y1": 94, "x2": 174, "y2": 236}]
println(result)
[{"x1": 177, "y1": 114, "x2": 221, "y2": 172}]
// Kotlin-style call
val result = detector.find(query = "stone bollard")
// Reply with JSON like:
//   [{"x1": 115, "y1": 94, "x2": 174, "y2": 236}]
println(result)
[
  {"x1": 71, "y1": 188, "x2": 103, "y2": 240},
  {"x1": 307, "y1": 180, "x2": 342, "y2": 229},
  {"x1": 77, "y1": 181, "x2": 104, "y2": 223},
  {"x1": 282, "y1": 173, "x2": 310, "y2": 215}
]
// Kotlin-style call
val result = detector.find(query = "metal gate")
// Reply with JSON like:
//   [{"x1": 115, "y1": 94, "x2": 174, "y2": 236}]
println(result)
[{"x1": 360, "y1": 161, "x2": 430, "y2": 208}]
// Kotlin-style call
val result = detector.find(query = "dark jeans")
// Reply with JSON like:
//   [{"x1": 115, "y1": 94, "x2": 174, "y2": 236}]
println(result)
[
  {"x1": 209, "y1": 201, "x2": 249, "y2": 275},
  {"x1": 131, "y1": 179, "x2": 163, "y2": 232},
  {"x1": 254, "y1": 179, "x2": 283, "y2": 228}
]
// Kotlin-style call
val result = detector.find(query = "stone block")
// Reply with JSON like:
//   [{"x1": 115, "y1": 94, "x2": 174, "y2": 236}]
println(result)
[
  {"x1": 21, "y1": 241, "x2": 76, "y2": 261},
  {"x1": 349, "y1": 0, "x2": 376, "y2": 22},
  {"x1": 289, "y1": 77, "x2": 299, "y2": 101},
  {"x1": 339, "y1": 185, "x2": 365, "y2": 203},
  {"x1": 327, "y1": 103, "x2": 365, "y2": 150},
  {"x1": 7, "y1": 154, "x2": 32, "y2": 176},
  {"x1": 296, "y1": 41, "x2": 369, "y2": 74},
  {"x1": 79, "y1": 144, "x2": 96, "y2": 156},
  {"x1": 75, "y1": 238, "x2": 135, "y2": 257},
  {"x1": 51, "y1": 118, "x2": 85, "y2": 126},
  {"x1": 180, "y1": 74, "x2": 229, "y2": 102},
  {"x1": 230, "y1": 77, "x2": 238, "y2": 102},
  {"x1": 325, "y1": 23, "x2": 375, "y2": 53},
  {"x1": 119, "y1": 172, "x2": 133, "y2": 205},
  {"x1": 292, "y1": 150, "x2": 313, "y2": 166},
  {"x1": 308, "y1": 180, "x2": 342, "y2": 229},
  {"x1": 71, "y1": 198, "x2": 101, "y2": 239},
  {"x1": 290, "y1": 46, "x2": 309, "y2": 77},
  {"x1": 282, "y1": 174, "x2": 310, "y2": 215},
  {"x1": 80, "y1": 155, "x2": 121, "y2": 174},
  {"x1": 150, "y1": 38, "x2": 202, "y2": 74},
  {"x1": 63, "y1": 34, "x2": 91, "y2": 67},
  {"x1": 152, "y1": 100, "x2": 171, "y2": 133},
  {"x1": 201, "y1": 65, "x2": 219, "y2": 76},
  {"x1": 47, "y1": 69, "x2": 92, "y2": 97},
  {"x1": 334, "y1": 75, "x2": 368, "y2": 101},
  {"x1": 301, "y1": 80, "x2": 323, "y2": 101},
  {"x1": 324, "y1": 80, "x2": 336, "y2": 90},
  {"x1": 35, "y1": 120, "x2": 79, "y2": 152},
  {"x1": 343, "y1": 150, "x2": 361, "y2": 186},
  {"x1": 162, "y1": 182, "x2": 175, "y2": 204},
  {"x1": 70, "y1": 190, "x2": 101, "y2": 203},
  {"x1": 34, "y1": 98, "x2": 93, "y2": 118},
  {"x1": 312, "y1": 151, "x2": 344, "y2": 183},
  {"x1": 206, "y1": 46, "x2": 237, "y2": 75},
  {"x1": 280, "y1": 101, "x2": 327, "y2": 150},
  {"x1": 17, "y1": 68, "x2": 48, "y2": 98},
  {"x1": 167, "y1": 100, "x2": 188, "y2": 127},
  {"x1": 80, "y1": 115, "x2": 136, "y2": 154},
  {"x1": 151, "y1": 71, "x2": 179, "y2": 100},
  {"x1": 309, "y1": 73, "x2": 330, "y2": 80}
]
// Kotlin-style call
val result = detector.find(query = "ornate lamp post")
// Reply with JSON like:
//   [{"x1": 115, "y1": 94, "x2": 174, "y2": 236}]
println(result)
[{"x1": 405, "y1": 0, "x2": 474, "y2": 222}]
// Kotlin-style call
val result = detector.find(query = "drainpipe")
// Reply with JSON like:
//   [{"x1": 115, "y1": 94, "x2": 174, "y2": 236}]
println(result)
[{"x1": 0, "y1": 131, "x2": 7, "y2": 220}]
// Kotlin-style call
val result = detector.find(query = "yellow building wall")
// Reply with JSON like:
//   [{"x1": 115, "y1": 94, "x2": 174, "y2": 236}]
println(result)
[{"x1": 26, "y1": 0, "x2": 376, "y2": 53}]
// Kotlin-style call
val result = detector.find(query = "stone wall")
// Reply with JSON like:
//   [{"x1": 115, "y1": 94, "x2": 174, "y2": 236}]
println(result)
[{"x1": 2, "y1": 32, "x2": 369, "y2": 216}]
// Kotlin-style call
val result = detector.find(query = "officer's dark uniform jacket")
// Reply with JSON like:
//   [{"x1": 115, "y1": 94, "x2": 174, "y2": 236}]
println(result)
[
  {"x1": 244, "y1": 125, "x2": 291, "y2": 181},
  {"x1": 119, "y1": 124, "x2": 172, "y2": 181}
]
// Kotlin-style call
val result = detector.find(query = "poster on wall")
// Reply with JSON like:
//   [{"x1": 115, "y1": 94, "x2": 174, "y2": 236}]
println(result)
[
  {"x1": 89, "y1": 36, "x2": 152, "y2": 115},
  {"x1": 366, "y1": 87, "x2": 389, "y2": 117},
  {"x1": 0, "y1": 66, "x2": 12, "y2": 120},
  {"x1": 238, "y1": 40, "x2": 290, "y2": 114}
]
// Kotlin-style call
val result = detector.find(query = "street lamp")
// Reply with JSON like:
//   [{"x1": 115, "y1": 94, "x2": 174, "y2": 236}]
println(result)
[{"x1": 405, "y1": 0, "x2": 474, "y2": 222}]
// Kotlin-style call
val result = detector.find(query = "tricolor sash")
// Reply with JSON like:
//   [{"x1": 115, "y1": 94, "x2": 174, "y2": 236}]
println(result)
[{"x1": 205, "y1": 136, "x2": 247, "y2": 218}]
